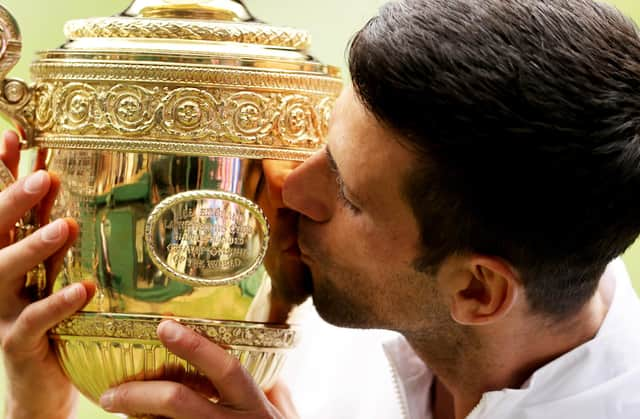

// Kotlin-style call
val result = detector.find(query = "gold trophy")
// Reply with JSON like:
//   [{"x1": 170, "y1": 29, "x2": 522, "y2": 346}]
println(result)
[{"x1": 0, "y1": 0, "x2": 341, "y2": 413}]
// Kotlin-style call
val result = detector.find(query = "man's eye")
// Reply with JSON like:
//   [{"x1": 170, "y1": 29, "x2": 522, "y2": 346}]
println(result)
[
  {"x1": 338, "y1": 191, "x2": 360, "y2": 214},
  {"x1": 336, "y1": 178, "x2": 361, "y2": 214}
]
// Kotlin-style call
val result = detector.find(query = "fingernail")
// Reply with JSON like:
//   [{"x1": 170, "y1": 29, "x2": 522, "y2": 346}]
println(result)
[
  {"x1": 2, "y1": 130, "x2": 16, "y2": 145},
  {"x1": 41, "y1": 219, "x2": 65, "y2": 242},
  {"x1": 158, "y1": 320, "x2": 183, "y2": 343},
  {"x1": 63, "y1": 283, "x2": 83, "y2": 304},
  {"x1": 100, "y1": 389, "x2": 115, "y2": 411},
  {"x1": 23, "y1": 171, "x2": 47, "y2": 194}
]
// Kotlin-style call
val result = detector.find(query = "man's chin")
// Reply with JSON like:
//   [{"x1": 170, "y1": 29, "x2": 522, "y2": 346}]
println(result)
[{"x1": 310, "y1": 289, "x2": 368, "y2": 329}]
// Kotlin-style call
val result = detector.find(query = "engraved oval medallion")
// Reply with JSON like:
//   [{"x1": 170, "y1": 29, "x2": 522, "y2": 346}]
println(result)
[{"x1": 145, "y1": 191, "x2": 269, "y2": 287}]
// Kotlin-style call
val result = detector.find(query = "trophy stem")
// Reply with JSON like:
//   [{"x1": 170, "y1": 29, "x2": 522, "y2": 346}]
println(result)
[{"x1": 121, "y1": 0, "x2": 254, "y2": 21}]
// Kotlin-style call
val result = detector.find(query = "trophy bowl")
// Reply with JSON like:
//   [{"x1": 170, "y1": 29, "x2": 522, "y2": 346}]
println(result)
[
  {"x1": 51, "y1": 314, "x2": 296, "y2": 401},
  {"x1": 0, "y1": 0, "x2": 342, "y2": 411}
]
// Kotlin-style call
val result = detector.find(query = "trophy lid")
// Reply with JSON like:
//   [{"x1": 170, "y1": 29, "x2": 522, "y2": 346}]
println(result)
[
  {"x1": 0, "y1": 0, "x2": 343, "y2": 160},
  {"x1": 61, "y1": 0, "x2": 317, "y2": 63}
]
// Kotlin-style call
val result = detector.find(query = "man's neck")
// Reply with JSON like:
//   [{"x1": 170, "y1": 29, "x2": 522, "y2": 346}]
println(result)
[{"x1": 410, "y1": 281, "x2": 611, "y2": 419}]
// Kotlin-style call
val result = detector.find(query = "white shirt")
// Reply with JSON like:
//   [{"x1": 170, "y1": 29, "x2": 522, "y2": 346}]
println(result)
[
  {"x1": 281, "y1": 302, "x2": 403, "y2": 418},
  {"x1": 281, "y1": 259, "x2": 640, "y2": 419}
]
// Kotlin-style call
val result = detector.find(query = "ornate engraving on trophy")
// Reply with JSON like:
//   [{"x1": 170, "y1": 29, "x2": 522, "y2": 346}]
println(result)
[
  {"x1": 52, "y1": 314, "x2": 296, "y2": 348},
  {"x1": 59, "y1": 83, "x2": 96, "y2": 130},
  {"x1": 145, "y1": 190, "x2": 269, "y2": 287},
  {"x1": 63, "y1": 17, "x2": 311, "y2": 49},
  {"x1": 276, "y1": 94, "x2": 318, "y2": 145},
  {"x1": 225, "y1": 91, "x2": 275, "y2": 144},
  {"x1": 34, "y1": 82, "x2": 54, "y2": 130},
  {"x1": 106, "y1": 84, "x2": 158, "y2": 133},
  {"x1": 33, "y1": 81, "x2": 333, "y2": 149},
  {"x1": 161, "y1": 88, "x2": 218, "y2": 137}
]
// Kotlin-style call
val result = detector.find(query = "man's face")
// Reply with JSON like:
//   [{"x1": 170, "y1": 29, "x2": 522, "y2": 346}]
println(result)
[{"x1": 283, "y1": 86, "x2": 448, "y2": 333}]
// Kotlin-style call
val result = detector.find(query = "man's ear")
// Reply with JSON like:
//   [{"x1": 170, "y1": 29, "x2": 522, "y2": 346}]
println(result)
[{"x1": 447, "y1": 256, "x2": 520, "y2": 326}]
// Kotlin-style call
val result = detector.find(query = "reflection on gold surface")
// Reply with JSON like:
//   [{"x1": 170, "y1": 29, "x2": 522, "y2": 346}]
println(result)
[{"x1": 49, "y1": 150, "x2": 274, "y2": 321}]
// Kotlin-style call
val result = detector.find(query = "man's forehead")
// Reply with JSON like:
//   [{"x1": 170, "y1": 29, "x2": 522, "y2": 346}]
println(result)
[
  {"x1": 328, "y1": 89, "x2": 375, "y2": 174},
  {"x1": 328, "y1": 87, "x2": 414, "y2": 199},
  {"x1": 328, "y1": 86, "x2": 357, "y2": 131}
]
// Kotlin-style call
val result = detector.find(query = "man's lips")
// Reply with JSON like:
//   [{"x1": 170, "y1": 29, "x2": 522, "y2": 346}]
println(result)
[
  {"x1": 295, "y1": 230, "x2": 314, "y2": 261},
  {"x1": 297, "y1": 242, "x2": 314, "y2": 266}
]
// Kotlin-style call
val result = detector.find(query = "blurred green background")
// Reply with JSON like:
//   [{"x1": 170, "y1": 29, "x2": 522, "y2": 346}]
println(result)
[{"x1": 0, "y1": 1, "x2": 639, "y2": 418}]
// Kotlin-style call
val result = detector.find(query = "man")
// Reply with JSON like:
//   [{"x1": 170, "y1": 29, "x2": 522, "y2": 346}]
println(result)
[{"x1": 2, "y1": 0, "x2": 640, "y2": 418}]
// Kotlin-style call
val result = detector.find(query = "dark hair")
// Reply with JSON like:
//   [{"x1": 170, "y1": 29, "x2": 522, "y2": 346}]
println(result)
[{"x1": 349, "y1": 0, "x2": 640, "y2": 319}]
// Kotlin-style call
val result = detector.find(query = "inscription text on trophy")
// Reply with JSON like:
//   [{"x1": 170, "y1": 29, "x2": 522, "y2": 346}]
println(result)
[{"x1": 145, "y1": 191, "x2": 269, "y2": 286}]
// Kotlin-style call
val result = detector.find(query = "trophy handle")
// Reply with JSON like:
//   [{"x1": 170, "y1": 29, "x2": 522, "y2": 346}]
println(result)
[
  {"x1": 0, "y1": 6, "x2": 44, "y2": 299},
  {"x1": 0, "y1": 5, "x2": 35, "y2": 149}
]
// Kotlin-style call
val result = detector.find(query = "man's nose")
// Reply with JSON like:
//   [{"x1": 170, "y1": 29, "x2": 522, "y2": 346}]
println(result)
[{"x1": 282, "y1": 148, "x2": 336, "y2": 222}]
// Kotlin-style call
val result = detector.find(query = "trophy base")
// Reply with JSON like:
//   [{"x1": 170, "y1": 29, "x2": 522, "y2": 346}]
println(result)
[{"x1": 49, "y1": 312, "x2": 297, "y2": 413}]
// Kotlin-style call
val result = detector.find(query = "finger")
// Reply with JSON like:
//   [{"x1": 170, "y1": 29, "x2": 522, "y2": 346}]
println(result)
[
  {"x1": 262, "y1": 160, "x2": 299, "y2": 209},
  {"x1": 0, "y1": 218, "x2": 71, "y2": 288},
  {"x1": 266, "y1": 381, "x2": 300, "y2": 419},
  {"x1": 2, "y1": 281, "x2": 96, "y2": 359},
  {"x1": 0, "y1": 170, "x2": 51, "y2": 233},
  {"x1": 45, "y1": 218, "x2": 79, "y2": 294},
  {"x1": 157, "y1": 320, "x2": 267, "y2": 409},
  {"x1": 0, "y1": 131, "x2": 21, "y2": 247},
  {"x1": 100, "y1": 381, "x2": 216, "y2": 419},
  {"x1": 36, "y1": 172, "x2": 61, "y2": 226},
  {"x1": 0, "y1": 130, "x2": 20, "y2": 179}
]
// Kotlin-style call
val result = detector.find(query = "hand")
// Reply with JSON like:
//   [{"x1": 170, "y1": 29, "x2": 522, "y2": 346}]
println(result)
[
  {"x1": 100, "y1": 320, "x2": 299, "y2": 418},
  {"x1": 0, "y1": 130, "x2": 94, "y2": 419},
  {"x1": 258, "y1": 160, "x2": 312, "y2": 323}
]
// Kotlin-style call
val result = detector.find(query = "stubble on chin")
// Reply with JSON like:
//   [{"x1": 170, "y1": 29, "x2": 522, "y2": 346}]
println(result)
[{"x1": 310, "y1": 268, "x2": 385, "y2": 330}]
